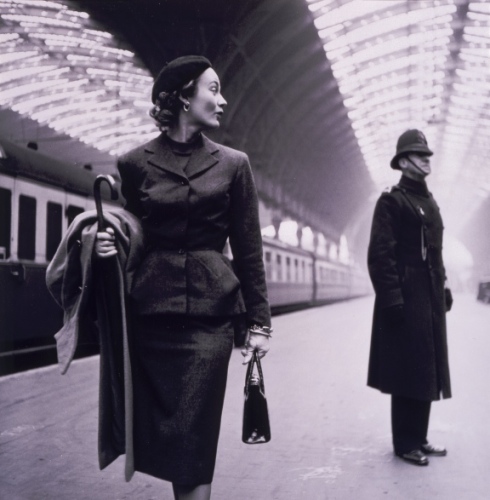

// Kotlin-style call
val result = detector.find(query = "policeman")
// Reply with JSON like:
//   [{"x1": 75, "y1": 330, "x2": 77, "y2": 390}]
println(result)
[{"x1": 367, "y1": 129, "x2": 453, "y2": 466}]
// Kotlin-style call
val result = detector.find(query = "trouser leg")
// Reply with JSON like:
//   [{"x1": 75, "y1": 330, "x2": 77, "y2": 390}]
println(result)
[{"x1": 391, "y1": 395, "x2": 431, "y2": 454}]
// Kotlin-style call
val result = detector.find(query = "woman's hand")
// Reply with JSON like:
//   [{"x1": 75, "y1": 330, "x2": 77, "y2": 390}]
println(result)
[
  {"x1": 241, "y1": 327, "x2": 271, "y2": 364},
  {"x1": 95, "y1": 227, "x2": 117, "y2": 258}
]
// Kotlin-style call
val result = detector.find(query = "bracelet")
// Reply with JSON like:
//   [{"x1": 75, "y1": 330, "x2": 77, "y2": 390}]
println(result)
[{"x1": 248, "y1": 324, "x2": 273, "y2": 338}]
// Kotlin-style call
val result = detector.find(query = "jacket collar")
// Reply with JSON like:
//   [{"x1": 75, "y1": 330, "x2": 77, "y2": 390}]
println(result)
[
  {"x1": 398, "y1": 175, "x2": 430, "y2": 197},
  {"x1": 144, "y1": 133, "x2": 219, "y2": 179}
]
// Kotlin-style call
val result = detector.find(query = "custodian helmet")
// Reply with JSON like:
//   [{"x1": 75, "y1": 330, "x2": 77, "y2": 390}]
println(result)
[{"x1": 390, "y1": 129, "x2": 433, "y2": 170}]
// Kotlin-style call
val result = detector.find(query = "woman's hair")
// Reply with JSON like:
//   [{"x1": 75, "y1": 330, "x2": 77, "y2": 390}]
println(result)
[{"x1": 149, "y1": 79, "x2": 198, "y2": 130}]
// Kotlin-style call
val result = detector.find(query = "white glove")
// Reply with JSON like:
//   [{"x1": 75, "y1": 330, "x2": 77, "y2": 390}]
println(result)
[{"x1": 241, "y1": 329, "x2": 271, "y2": 364}]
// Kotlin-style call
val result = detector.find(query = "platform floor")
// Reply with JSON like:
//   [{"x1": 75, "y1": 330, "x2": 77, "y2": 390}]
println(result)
[{"x1": 1, "y1": 294, "x2": 489, "y2": 500}]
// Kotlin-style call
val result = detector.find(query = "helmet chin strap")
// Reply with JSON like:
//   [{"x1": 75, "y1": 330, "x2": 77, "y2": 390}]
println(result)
[{"x1": 406, "y1": 157, "x2": 428, "y2": 176}]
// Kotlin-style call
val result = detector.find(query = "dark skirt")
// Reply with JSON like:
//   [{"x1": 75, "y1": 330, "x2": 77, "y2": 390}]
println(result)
[{"x1": 131, "y1": 315, "x2": 234, "y2": 485}]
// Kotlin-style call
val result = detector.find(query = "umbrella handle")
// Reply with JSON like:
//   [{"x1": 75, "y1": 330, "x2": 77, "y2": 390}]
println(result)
[{"x1": 93, "y1": 175, "x2": 118, "y2": 231}]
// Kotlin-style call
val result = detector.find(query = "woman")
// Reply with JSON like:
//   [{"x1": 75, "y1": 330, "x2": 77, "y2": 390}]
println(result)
[{"x1": 95, "y1": 55, "x2": 271, "y2": 500}]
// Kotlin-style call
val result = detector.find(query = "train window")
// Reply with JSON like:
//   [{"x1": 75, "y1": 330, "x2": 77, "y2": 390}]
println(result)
[
  {"x1": 0, "y1": 187, "x2": 11, "y2": 259},
  {"x1": 265, "y1": 251, "x2": 272, "y2": 280},
  {"x1": 46, "y1": 202, "x2": 63, "y2": 261},
  {"x1": 66, "y1": 205, "x2": 84, "y2": 226},
  {"x1": 301, "y1": 260, "x2": 305, "y2": 283},
  {"x1": 294, "y1": 258, "x2": 299, "y2": 282},
  {"x1": 18, "y1": 194, "x2": 36, "y2": 260},
  {"x1": 286, "y1": 256, "x2": 291, "y2": 282},
  {"x1": 276, "y1": 254, "x2": 282, "y2": 282}
]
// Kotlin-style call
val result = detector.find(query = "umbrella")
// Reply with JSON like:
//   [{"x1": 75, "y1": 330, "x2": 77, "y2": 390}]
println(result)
[{"x1": 92, "y1": 175, "x2": 127, "y2": 463}]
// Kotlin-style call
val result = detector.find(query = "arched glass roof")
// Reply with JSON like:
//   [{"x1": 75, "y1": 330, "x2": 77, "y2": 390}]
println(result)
[
  {"x1": 0, "y1": 0, "x2": 158, "y2": 156},
  {"x1": 1, "y1": 0, "x2": 489, "y2": 239},
  {"x1": 306, "y1": 0, "x2": 490, "y2": 232}
]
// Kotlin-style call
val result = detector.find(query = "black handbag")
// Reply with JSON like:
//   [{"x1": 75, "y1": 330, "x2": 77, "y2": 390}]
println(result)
[{"x1": 242, "y1": 351, "x2": 271, "y2": 444}]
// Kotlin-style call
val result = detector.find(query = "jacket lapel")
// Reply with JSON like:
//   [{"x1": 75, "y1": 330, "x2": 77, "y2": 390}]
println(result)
[
  {"x1": 145, "y1": 134, "x2": 220, "y2": 180},
  {"x1": 185, "y1": 135, "x2": 220, "y2": 179},
  {"x1": 145, "y1": 134, "x2": 186, "y2": 179}
]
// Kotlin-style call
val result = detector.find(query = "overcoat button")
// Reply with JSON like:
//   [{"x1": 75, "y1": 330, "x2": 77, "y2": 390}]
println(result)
[{"x1": 178, "y1": 248, "x2": 185, "y2": 254}]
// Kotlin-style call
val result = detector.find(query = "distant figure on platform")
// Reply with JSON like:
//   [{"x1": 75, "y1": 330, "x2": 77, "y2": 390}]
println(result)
[
  {"x1": 367, "y1": 129, "x2": 453, "y2": 466},
  {"x1": 95, "y1": 56, "x2": 271, "y2": 499}
]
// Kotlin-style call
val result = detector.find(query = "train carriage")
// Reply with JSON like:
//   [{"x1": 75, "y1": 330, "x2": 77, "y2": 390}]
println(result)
[
  {"x1": 262, "y1": 236, "x2": 315, "y2": 309},
  {"x1": 0, "y1": 137, "x2": 370, "y2": 374},
  {"x1": 0, "y1": 139, "x2": 116, "y2": 373}
]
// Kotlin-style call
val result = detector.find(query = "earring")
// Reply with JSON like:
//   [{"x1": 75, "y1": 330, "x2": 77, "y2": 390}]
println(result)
[{"x1": 183, "y1": 102, "x2": 190, "y2": 112}]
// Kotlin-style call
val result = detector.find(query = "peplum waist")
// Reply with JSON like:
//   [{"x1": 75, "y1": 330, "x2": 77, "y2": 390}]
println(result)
[{"x1": 129, "y1": 248, "x2": 246, "y2": 317}]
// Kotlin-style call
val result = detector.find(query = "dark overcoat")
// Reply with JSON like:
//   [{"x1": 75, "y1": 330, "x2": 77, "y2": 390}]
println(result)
[
  {"x1": 117, "y1": 132, "x2": 271, "y2": 328},
  {"x1": 46, "y1": 209, "x2": 145, "y2": 481},
  {"x1": 367, "y1": 175, "x2": 451, "y2": 401}
]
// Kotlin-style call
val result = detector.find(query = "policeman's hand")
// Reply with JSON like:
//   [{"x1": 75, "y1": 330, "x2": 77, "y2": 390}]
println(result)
[
  {"x1": 445, "y1": 288, "x2": 453, "y2": 312},
  {"x1": 241, "y1": 332, "x2": 270, "y2": 364},
  {"x1": 95, "y1": 227, "x2": 117, "y2": 258},
  {"x1": 383, "y1": 304, "x2": 405, "y2": 327}
]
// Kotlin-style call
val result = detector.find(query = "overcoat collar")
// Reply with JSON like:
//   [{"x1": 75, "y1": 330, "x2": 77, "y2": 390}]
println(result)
[
  {"x1": 398, "y1": 175, "x2": 430, "y2": 198},
  {"x1": 144, "y1": 133, "x2": 220, "y2": 180}
]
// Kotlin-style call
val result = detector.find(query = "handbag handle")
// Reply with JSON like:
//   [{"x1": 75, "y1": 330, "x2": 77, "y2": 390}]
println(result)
[{"x1": 245, "y1": 351, "x2": 265, "y2": 394}]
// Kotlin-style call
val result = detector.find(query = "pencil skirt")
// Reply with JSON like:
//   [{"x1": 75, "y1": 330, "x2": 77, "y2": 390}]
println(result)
[{"x1": 131, "y1": 314, "x2": 234, "y2": 485}]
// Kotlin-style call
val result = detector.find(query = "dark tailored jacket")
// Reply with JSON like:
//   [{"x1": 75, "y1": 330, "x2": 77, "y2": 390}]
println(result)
[
  {"x1": 367, "y1": 175, "x2": 451, "y2": 401},
  {"x1": 117, "y1": 132, "x2": 271, "y2": 329},
  {"x1": 46, "y1": 209, "x2": 145, "y2": 481}
]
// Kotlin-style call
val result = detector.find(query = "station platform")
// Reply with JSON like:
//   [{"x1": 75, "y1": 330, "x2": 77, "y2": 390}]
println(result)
[{"x1": 1, "y1": 294, "x2": 489, "y2": 500}]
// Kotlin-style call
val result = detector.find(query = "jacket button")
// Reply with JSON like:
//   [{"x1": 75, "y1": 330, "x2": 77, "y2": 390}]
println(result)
[
  {"x1": 178, "y1": 248, "x2": 185, "y2": 254},
  {"x1": 181, "y1": 180, "x2": 187, "y2": 185}
]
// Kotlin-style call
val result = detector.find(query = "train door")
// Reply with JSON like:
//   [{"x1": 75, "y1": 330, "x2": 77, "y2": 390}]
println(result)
[{"x1": 0, "y1": 177, "x2": 63, "y2": 373}]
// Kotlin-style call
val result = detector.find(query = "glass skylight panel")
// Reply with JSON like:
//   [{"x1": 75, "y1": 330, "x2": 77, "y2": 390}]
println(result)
[
  {"x1": 2, "y1": 13, "x2": 80, "y2": 28},
  {"x1": 331, "y1": 30, "x2": 451, "y2": 72},
  {"x1": 0, "y1": 79, "x2": 70, "y2": 103},
  {"x1": 0, "y1": 32, "x2": 19, "y2": 42},
  {"x1": 64, "y1": 121, "x2": 115, "y2": 136},
  {"x1": 334, "y1": 50, "x2": 447, "y2": 83},
  {"x1": 31, "y1": 90, "x2": 108, "y2": 121},
  {"x1": 0, "y1": 50, "x2": 41, "y2": 65},
  {"x1": 466, "y1": 26, "x2": 490, "y2": 39},
  {"x1": 314, "y1": 1, "x2": 393, "y2": 30},
  {"x1": 0, "y1": 64, "x2": 58, "y2": 84},
  {"x1": 0, "y1": 0, "x2": 155, "y2": 156},
  {"x1": 11, "y1": 88, "x2": 81, "y2": 113},
  {"x1": 306, "y1": 0, "x2": 336, "y2": 14},
  {"x1": 463, "y1": 34, "x2": 490, "y2": 45},
  {"x1": 12, "y1": 0, "x2": 61, "y2": 8}
]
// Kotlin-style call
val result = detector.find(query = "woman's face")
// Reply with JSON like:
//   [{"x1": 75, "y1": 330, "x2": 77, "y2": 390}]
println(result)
[{"x1": 185, "y1": 68, "x2": 227, "y2": 130}]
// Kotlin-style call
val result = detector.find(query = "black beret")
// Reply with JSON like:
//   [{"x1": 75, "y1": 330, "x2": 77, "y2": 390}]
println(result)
[{"x1": 151, "y1": 55, "x2": 212, "y2": 104}]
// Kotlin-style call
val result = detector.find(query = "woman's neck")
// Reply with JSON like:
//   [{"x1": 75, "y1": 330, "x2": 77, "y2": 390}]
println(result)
[{"x1": 167, "y1": 124, "x2": 201, "y2": 144}]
